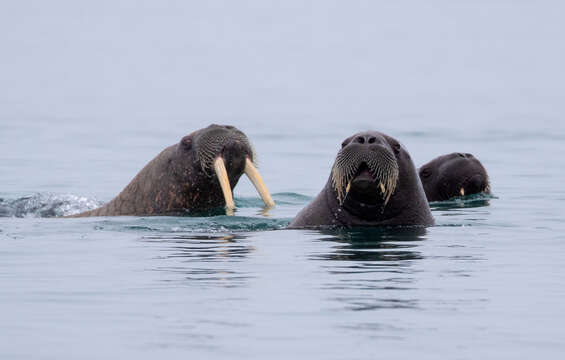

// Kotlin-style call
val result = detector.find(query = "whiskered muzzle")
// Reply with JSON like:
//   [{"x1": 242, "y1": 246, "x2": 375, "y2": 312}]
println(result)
[
  {"x1": 196, "y1": 129, "x2": 257, "y2": 175},
  {"x1": 213, "y1": 156, "x2": 275, "y2": 213},
  {"x1": 195, "y1": 126, "x2": 273, "y2": 213},
  {"x1": 331, "y1": 147, "x2": 399, "y2": 205}
]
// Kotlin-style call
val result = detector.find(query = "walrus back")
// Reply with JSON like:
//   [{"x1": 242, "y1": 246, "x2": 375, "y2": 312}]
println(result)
[{"x1": 67, "y1": 145, "x2": 176, "y2": 217}]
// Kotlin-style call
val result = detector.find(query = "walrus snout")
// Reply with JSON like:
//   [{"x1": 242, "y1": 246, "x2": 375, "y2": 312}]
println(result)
[
  {"x1": 221, "y1": 139, "x2": 249, "y2": 178},
  {"x1": 332, "y1": 133, "x2": 399, "y2": 206},
  {"x1": 464, "y1": 174, "x2": 488, "y2": 194},
  {"x1": 214, "y1": 138, "x2": 275, "y2": 211}
]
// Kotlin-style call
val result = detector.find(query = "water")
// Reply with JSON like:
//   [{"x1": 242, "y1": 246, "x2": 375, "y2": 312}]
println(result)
[{"x1": 2, "y1": 1, "x2": 565, "y2": 359}]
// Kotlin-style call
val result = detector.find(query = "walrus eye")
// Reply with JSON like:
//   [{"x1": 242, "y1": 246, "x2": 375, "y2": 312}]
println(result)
[
  {"x1": 421, "y1": 168, "x2": 431, "y2": 178},
  {"x1": 341, "y1": 141, "x2": 348, "y2": 148},
  {"x1": 392, "y1": 142, "x2": 401, "y2": 155},
  {"x1": 181, "y1": 136, "x2": 192, "y2": 150}
]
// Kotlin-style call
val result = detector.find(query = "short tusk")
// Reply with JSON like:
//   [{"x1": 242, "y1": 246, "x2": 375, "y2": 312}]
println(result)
[
  {"x1": 244, "y1": 158, "x2": 275, "y2": 208},
  {"x1": 460, "y1": 188, "x2": 465, "y2": 196},
  {"x1": 214, "y1": 157, "x2": 235, "y2": 211},
  {"x1": 379, "y1": 182, "x2": 385, "y2": 194}
]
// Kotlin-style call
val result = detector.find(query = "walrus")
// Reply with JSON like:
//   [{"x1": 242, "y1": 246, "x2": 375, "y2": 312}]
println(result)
[
  {"x1": 419, "y1": 152, "x2": 490, "y2": 202},
  {"x1": 289, "y1": 131, "x2": 434, "y2": 228},
  {"x1": 69, "y1": 124, "x2": 274, "y2": 217}
]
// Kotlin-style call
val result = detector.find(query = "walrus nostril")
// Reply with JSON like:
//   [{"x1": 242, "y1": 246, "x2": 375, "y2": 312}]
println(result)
[
  {"x1": 368, "y1": 137, "x2": 376, "y2": 144},
  {"x1": 356, "y1": 136, "x2": 365, "y2": 144},
  {"x1": 457, "y1": 153, "x2": 466, "y2": 158}
]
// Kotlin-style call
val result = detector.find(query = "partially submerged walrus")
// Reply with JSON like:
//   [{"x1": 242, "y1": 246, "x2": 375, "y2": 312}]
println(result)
[
  {"x1": 70, "y1": 124, "x2": 274, "y2": 217},
  {"x1": 419, "y1": 152, "x2": 490, "y2": 202},
  {"x1": 289, "y1": 131, "x2": 434, "y2": 228}
]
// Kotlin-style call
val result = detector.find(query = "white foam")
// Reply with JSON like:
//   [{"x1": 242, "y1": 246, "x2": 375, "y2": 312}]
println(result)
[{"x1": 0, "y1": 193, "x2": 103, "y2": 218}]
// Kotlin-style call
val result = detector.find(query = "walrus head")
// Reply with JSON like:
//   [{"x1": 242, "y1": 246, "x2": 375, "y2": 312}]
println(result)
[
  {"x1": 288, "y1": 130, "x2": 433, "y2": 228},
  {"x1": 174, "y1": 124, "x2": 274, "y2": 212},
  {"x1": 330, "y1": 131, "x2": 416, "y2": 222},
  {"x1": 419, "y1": 152, "x2": 490, "y2": 202}
]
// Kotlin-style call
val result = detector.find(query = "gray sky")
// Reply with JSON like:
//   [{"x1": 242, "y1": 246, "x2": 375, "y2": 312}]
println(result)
[{"x1": 1, "y1": 0, "x2": 564, "y2": 127}]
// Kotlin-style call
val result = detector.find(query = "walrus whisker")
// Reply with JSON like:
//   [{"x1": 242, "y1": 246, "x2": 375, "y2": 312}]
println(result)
[
  {"x1": 244, "y1": 158, "x2": 275, "y2": 208},
  {"x1": 197, "y1": 129, "x2": 256, "y2": 175},
  {"x1": 331, "y1": 147, "x2": 399, "y2": 205},
  {"x1": 213, "y1": 157, "x2": 235, "y2": 212}
]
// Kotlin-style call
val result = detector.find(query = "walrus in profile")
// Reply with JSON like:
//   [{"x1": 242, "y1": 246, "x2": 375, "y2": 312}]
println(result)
[
  {"x1": 289, "y1": 131, "x2": 434, "y2": 228},
  {"x1": 419, "y1": 153, "x2": 490, "y2": 202},
  {"x1": 69, "y1": 124, "x2": 274, "y2": 217}
]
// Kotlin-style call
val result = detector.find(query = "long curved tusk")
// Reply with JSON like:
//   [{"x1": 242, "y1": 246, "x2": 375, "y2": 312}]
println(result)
[
  {"x1": 213, "y1": 157, "x2": 235, "y2": 211},
  {"x1": 244, "y1": 158, "x2": 275, "y2": 208}
]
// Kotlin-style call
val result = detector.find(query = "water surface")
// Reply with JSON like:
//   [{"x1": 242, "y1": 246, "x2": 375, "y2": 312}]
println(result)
[{"x1": 2, "y1": 1, "x2": 565, "y2": 359}]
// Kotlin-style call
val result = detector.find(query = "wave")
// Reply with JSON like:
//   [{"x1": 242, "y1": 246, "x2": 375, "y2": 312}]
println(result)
[
  {"x1": 90, "y1": 216, "x2": 291, "y2": 233},
  {"x1": 0, "y1": 193, "x2": 102, "y2": 218}
]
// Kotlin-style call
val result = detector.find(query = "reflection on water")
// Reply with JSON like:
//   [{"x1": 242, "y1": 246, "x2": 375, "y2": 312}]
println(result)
[
  {"x1": 312, "y1": 227, "x2": 427, "y2": 311},
  {"x1": 314, "y1": 227, "x2": 426, "y2": 263},
  {"x1": 141, "y1": 233, "x2": 255, "y2": 288}
]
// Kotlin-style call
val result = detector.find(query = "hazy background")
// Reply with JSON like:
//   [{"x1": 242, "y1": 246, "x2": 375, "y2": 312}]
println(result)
[
  {"x1": 2, "y1": 0, "x2": 564, "y2": 200},
  {"x1": 2, "y1": 0, "x2": 564, "y2": 121},
  {"x1": 2, "y1": 0, "x2": 564, "y2": 202}
]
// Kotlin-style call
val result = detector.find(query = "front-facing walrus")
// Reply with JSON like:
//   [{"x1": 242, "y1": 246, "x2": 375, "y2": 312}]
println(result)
[
  {"x1": 69, "y1": 124, "x2": 274, "y2": 217},
  {"x1": 289, "y1": 131, "x2": 434, "y2": 228}
]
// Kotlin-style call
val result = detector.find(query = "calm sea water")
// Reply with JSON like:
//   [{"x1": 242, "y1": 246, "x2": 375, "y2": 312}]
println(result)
[{"x1": 2, "y1": 1, "x2": 565, "y2": 359}]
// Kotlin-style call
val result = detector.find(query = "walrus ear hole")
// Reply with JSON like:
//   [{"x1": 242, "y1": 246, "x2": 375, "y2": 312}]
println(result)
[{"x1": 181, "y1": 136, "x2": 192, "y2": 150}]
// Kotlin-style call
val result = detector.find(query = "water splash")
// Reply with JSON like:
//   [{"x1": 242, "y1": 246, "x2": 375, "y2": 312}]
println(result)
[{"x1": 0, "y1": 193, "x2": 102, "y2": 218}]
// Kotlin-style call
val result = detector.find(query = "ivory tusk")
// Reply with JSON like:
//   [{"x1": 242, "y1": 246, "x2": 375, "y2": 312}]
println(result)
[
  {"x1": 213, "y1": 157, "x2": 235, "y2": 211},
  {"x1": 379, "y1": 182, "x2": 385, "y2": 194},
  {"x1": 244, "y1": 158, "x2": 275, "y2": 208}
]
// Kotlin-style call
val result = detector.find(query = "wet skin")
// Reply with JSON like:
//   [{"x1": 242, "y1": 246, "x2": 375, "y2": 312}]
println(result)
[
  {"x1": 69, "y1": 124, "x2": 273, "y2": 217},
  {"x1": 419, "y1": 152, "x2": 490, "y2": 202},
  {"x1": 289, "y1": 131, "x2": 434, "y2": 228}
]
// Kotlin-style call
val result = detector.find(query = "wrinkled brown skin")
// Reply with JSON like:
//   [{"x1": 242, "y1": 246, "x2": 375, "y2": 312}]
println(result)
[
  {"x1": 69, "y1": 125, "x2": 250, "y2": 217},
  {"x1": 289, "y1": 131, "x2": 434, "y2": 228},
  {"x1": 419, "y1": 152, "x2": 490, "y2": 202}
]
